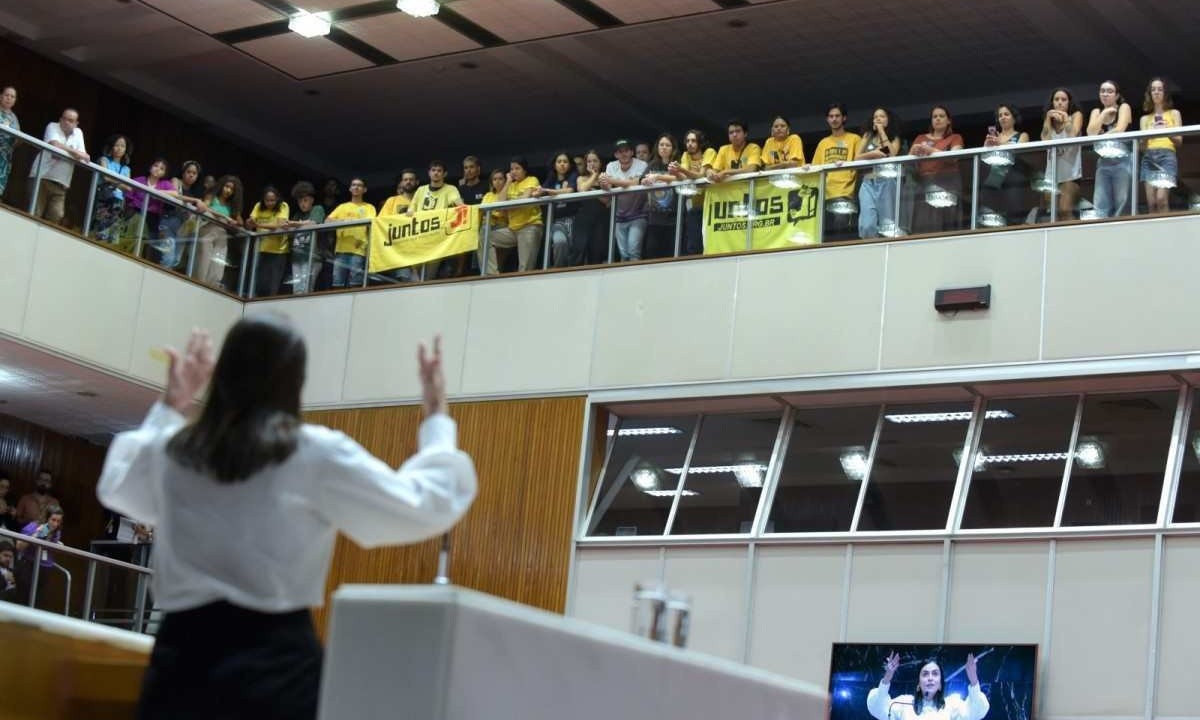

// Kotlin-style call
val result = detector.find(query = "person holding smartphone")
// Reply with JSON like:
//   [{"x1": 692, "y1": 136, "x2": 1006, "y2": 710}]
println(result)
[
  {"x1": 980, "y1": 104, "x2": 1030, "y2": 226},
  {"x1": 1139, "y1": 77, "x2": 1183, "y2": 214},
  {"x1": 97, "y1": 317, "x2": 477, "y2": 720}
]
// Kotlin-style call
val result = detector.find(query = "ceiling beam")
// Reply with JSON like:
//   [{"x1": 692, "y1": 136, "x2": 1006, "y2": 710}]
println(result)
[{"x1": 553, "y1": 0, "x2": 623, "y2": 28}]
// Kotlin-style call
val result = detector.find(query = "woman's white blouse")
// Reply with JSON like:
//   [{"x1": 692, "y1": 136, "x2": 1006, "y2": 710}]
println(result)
[
  {"x1": 97, "y1": 402, "x2": 477, "y2": 613},
  {"x1": 867, "y1": 682, "x2": 990, "y2": 720}
]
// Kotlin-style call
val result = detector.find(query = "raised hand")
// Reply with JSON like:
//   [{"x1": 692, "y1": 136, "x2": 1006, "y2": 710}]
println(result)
[
  {"x1": 163, "y1": 328, "x2": 215, "y2": 414},
  {"x1": 417, "y1": 335, "x2": 447, "y2": 418},
  {"x1": 965, "y1": 653, "x2": 980, "y2": 686},
  {"x1": 882, "y1": 651, "x2": 900, "y2": 684}
]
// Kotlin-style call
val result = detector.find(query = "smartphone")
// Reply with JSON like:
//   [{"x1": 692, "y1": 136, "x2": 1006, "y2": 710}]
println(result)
[
  {"x1": 987, "y1": 126, "x2": 998, "y2": 137},
  {"x1": 1154, "y1": 113, "x2": 1164, "y2": 125}
]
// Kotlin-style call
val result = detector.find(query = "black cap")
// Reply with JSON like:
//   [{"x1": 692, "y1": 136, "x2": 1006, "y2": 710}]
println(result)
[{"x1": 614, "y1": 138, "x2": 633, "y2": 151}]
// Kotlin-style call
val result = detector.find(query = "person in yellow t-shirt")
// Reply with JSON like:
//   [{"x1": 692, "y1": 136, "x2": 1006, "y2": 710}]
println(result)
[
  {"x1": 485, "y1": 157, "x2": 542, "y2": 274},
  {"x1": 761, "y1": 115, "x2": 806, "y2": 169},
  {"x1": 1138, "y1": 77, "x2": 1183, "y2": 214},
  {"x1": 327, "y1": 177, "x2": 376, "y2": 288},
  {"x1": 406, "y1": 161, "x2": 463, "y2": 215},
  {"x1": 379, "y1": 169, "x2": 419, "y2": 216},
  {"x1": 704, "y1": 119, "x2": 762, "y2": 182},
  {"x1": 246, "y1": 185, "x2": 291, "y2": 298},
  {"x1": 808, "y1": 103, "x2": 862, "y2": 241},
  {"x1": 669, "y1": 129, "x2": 716, "y2": 256}
]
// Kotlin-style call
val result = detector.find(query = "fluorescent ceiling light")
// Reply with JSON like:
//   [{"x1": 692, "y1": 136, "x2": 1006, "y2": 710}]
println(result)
[
  {"x1": 885, "y1": 410, "x2": 1014, "y2": 424},
  {"x1": 977, "y1": 452, "x2": 1070, "y2": 464},
  {"x1": 288, "y1": 10, "x2": 332, "y2": 38},
  {"x1": 664, "y1": 463, "x2": 768, "y2": 475},
  {"x1": 607, "y1": 426, "x2": 683, "y2": 437},
  {"x1": 643, "y1": 489, "x2": 699, "y2": 497},
  {"x1": 397, "y1": 0, "x2": 440, "y2": 17}
]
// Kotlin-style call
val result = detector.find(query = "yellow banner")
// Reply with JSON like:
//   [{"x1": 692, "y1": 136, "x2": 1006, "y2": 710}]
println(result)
[
  {"x1": 702, "y1": 175, "x2": 821, "y2": 254},
  {"x1": 369, "y1": 205, "x2": 479, "y2": 272}
]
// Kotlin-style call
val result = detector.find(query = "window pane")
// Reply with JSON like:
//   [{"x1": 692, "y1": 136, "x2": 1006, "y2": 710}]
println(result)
[
  {"x1": 767, "y1": 405, "x2": 880, "y2": 533},
  {"x1": 669, "y1": 412, "x2": 783, "y2": 535},
  {"x1": 1173, "y1": 390, "x2": 1200, "y2": 523},
  {"x1": 856, "y1": 402, "x2": 972, "y2": 531},
  {"x1": 1061, "y1": 391, "x2": 1177, "y2": 526},
  {"x1": 961, "y1": 396, "x2": 1078, "y2": 529},
  {"x1": 586, "y1": 415, "x2": 698, "y2": 536}
]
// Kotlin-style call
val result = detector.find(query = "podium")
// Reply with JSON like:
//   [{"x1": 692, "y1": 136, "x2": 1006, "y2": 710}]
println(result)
[{"x1": 320, "y1": 585, "x2": 827, "y2": 720}]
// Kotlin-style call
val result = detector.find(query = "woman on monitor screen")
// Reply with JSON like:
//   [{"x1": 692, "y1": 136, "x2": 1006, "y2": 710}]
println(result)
[{"x1": 867, "y1": 652, "x2": 989, "y2": 720}]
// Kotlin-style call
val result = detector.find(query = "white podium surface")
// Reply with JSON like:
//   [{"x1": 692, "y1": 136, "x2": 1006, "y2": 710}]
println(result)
[{"x1": 320, "y1": 585, "x2": 827, "y2": 720}]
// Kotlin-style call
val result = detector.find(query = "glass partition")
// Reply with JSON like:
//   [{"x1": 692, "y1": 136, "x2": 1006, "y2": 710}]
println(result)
[
  {"x1": 961, "y1": 396, "x2": 1079, "y2": 529},
  {"x1": 669, "y1": 412, "x2": 783, "y2": 535},
  {"x1": 586, "y1": 415, "x2": 698, "y2": 537},
  {"x1": 853, "y1": 402, "x2": 974, "y2": 532},
  {"x1": 1061, "y1": 391, "x2": 1178, "y2": 526},
  {"x1": 766, "y1": 405, "x2": 880, "y2": 533}
]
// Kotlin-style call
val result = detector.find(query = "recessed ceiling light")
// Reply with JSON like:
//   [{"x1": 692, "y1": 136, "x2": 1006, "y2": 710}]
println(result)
[
  {"x1": 76, "y1": 390, "x2": 98, "y2": 398},
  {"x1": 459, "y1": 61, "x2": 479, "y2": 70},
  {"x1": 727, "y1": 18, "x2": 748, "y2": 28},
  {"x1": 289, "y1": 10, "x2": 333, "y2": 38},
  {"x1": 397, "y1": 0, "x2": 440, "y2": 17},
  {"x1": 304, "y1": 89, "x2": 321, "y2": 96}
]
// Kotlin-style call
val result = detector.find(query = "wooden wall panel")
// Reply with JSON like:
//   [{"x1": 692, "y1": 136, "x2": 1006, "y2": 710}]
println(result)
[
  {"x1": 0, "y1": 411, "x2": 109, "y2": 616},
  {"x1": 307, "y1": 396, "x2": 586, "y2": 636}
]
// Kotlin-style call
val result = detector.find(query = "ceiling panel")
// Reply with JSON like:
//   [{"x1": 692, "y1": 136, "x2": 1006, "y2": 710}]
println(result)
[
  {"x1": 235, "y1": 33, "x2": 375, "y2": 79},
  {"x1": 339, "y1": 13, "x2": 482, "y2": 61},
  {"x1": 451, "y1": 0, "x2": 595, "y2": 42},
  {"x1": 143, "y1": 0, "x2": 283, "y2": 34},
  {"x1": 589, "y1": 0, "x2": 719, "y2": 24}
]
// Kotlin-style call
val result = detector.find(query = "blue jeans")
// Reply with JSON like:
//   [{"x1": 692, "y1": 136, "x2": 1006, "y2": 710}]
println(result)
[
  {"x1": 550, "y1": 215, "x2": 575, "y2": 267},
  {"x1": 858, "y1": 176, "x2": 897, "y2": 238},
  {"x1": 331, "y1": 253, "x2": 365, "y2": 288},
  {"x1": 614, "y1": 217, "x2": 646, "y2": 261},
  {"x1": 1093, "y1": 158, "x2": 1131, "y2": 218}
]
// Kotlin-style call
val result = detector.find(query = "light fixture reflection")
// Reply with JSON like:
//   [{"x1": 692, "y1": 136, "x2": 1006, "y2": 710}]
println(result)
[
  {"x1": 977, "y1": 211, "x2": 1007, "y2": 228},
  {"x1": 1094, "y1": 140, "x2": 1130, "y2": 159},
  {"x1": 839, "y1": 450, "x2": 868, "y2": 481},
  {"x1": 643, "y1": 489, "x2": 699, "y2": 497},
  {"x1": 397, "y1": 0, "x2": 440, "y2": 16},
  {"x1": 877, "y1": 221, "x2": 905, "y2": 238},
  {"x1": 1146, "y1": 171, "x2": 1176, "y2": 189},
  {"x1": 981, "y1": 150, "x2": 1014, "y2": 167},
  {"x1": 288, "y1": 10, "x2": 332, "y2": 37},
  {"x1": 676, "y1": 184, "x2": 699, "y2": 197},
  {"x1": 607, "y1": 426, "x2": 683, "y2": 437},
  {"x1": 770, "y1": 173, "x2": 800, "y2": 190},
  {"x1": 924, "y1": 186, "x2": 958, "y2": 208},
  {"x1": 828, "y1": 198, "x2": 858, "y2": 215},
  {"x1": 1074, "y1": 440, "x2": 1105, "y2": 469},
  {"x1": 631, "y1": 468, "x2": 659, "y2": 491},
  {"x1": 876, "y1": 163, "x2": 901, "y2": 179}
]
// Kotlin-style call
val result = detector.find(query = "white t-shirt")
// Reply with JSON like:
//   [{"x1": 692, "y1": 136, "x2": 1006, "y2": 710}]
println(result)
[
  {"x1": 605, "y1": 158, "x2": 648, "y2": 221},
  {"x1": 97, "y1": 402, "x2": 477, "y2": 613},
  {"x1": 30, "y1": 121, "x2": 86, "y2": 188}
]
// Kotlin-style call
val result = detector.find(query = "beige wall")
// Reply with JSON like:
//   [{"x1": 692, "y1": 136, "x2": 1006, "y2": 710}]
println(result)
[
  {"x1": 570, "y1": 536, "x2": 1184, "y2": 720},
  {"x1": 8, "y1": 206, "x2": 1200, "y2": 405}
]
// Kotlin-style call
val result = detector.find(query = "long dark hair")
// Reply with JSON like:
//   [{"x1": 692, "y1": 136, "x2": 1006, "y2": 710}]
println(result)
[
  {"x1": 1143, "y1": 77, "x2": 1174, "y2": 113},
  {"x1": 102, "y1": 134, "x2": 132, "y2": 167},
  {"x1": 912, "y1": 660, "x2": 946, "y2": 714},
  {"x1": 207, "y1": 174, "x2": 244, "y2": 217},
  {"x1": 166, "y1": 315, "x2": 305, "y2": 483},
  {"x1": 1045, "y1": 87, "x2": 1080, "y2": 116}
]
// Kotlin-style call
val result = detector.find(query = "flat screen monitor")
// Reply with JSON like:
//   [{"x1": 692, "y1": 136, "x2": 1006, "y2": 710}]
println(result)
[{"x1": 828, "y1": 643, "x2": 1037, "y2": 720}]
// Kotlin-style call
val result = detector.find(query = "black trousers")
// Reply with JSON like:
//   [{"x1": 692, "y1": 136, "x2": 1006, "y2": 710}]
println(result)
[{"x1": 138, "y1": 601, "x2": 323, "y2": 720}]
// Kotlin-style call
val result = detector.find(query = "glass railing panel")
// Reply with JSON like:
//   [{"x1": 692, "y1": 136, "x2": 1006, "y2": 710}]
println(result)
[
  {"x1": 1079, "y1": 136, "x2": 1137, "y2": 221},
  {"x1": 977, "y1": 144, "x2": 1051, "y2": 229},
  {"x1": 902, "y1": 150, "x2": 972, "y2": 237}
]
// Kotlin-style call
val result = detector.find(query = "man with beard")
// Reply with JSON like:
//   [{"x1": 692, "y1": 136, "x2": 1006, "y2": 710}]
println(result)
[{"x1": 16, "y1": 469, "x2": 60, "y2": 526}]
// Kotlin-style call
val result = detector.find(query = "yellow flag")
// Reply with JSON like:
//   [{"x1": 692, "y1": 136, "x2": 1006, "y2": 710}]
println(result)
[
  {"x1": 703, "y1": 176, "x2": 822, "y2": 254},
  {"x1": 369, "y1": 205, "x2": 480, "y2": 272}
]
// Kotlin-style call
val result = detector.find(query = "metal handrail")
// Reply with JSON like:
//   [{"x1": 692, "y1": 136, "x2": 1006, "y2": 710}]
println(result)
[
  {"x1": 0, "y1": 122, "x2": 252, "y2": 236},
  {"x1": 0, "y1": 526, "x2": 153, "y2": 575},
  {"x1": 476, "y1": 123, "x2": 1200, "y2": 212}
]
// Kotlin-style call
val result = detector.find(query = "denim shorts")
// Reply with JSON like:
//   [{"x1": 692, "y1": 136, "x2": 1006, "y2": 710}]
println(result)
[{"x1": 1140, "y1": 148, "x2": 1178, "y2": 182}]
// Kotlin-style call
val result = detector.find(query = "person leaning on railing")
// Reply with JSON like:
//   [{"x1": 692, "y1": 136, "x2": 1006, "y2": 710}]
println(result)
[
  {"x1": 487, "y1": 157, "x2": 543, "y2": 274},
  {"x1": 1139, "y1": 77, "x2": 1183, "y2": 215},
  {"x1": 286, "y1": 181, "x2": 326, "y2": 294},
  {"x1": 532, "y1": 151, "x2": 580, "y2": 267},
  {"x1": 14, "y1": 504, "x2": 64, "y2": 606},
  {"x1": 245, "y1": 185, "x2": 291, "y2": 297},
  {"x1": 857, "y1": 107, "x2": 903, "y2": 239},
  {"x1": 979, "y1": 104, "x2": 1031, "y2": 227},
  {"x1": 0, "y1": 86, "x2": 20, "y2": 200},
  {"x1": 910, "y1": 105, "x2": 965, "y2": 235},
  {"x1": 91, "y1": 134, "x2": 133, "y2": 244},
  {"x1": 327, "y1": 176, "x2": 375, "y2": 288},
  {"x1": 1041, "y1": 88, "x2": 1085, "y2": 221},
  {"x1": 1086, "y1": 80, "x2": 1134, "y2": 218},
  {"x1": 129, "y1": 158, "x2": 182, "y2": 265},
  {"x1": 571, "y1": 150, "x2": 610, "y2": 265},
  {"x1": 28, "y1": 108, "x2": 90, "y2": 225},
  {"x1": 640, "y1": 133, "x2": 681, "y2": 260},
  {"x1": 669, "y1": 129, "x2": 715, "y2": 256},
  {"x1": 193, "y1": 175, "x2": 244, "y2": 289}
]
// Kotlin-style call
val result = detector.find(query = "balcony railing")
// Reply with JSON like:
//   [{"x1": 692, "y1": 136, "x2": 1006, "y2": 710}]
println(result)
[{"x1": 2, "y1": 121, "x2": 1196, "y2": 300}]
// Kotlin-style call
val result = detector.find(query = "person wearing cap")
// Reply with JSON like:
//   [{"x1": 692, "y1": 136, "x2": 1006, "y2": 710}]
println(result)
[
  {"x1": 704, "y1": 119, "x2": 762, "y2": 183},
  {"x1": 599, "y1": 139, "x2": 649, "y2": 261}
]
